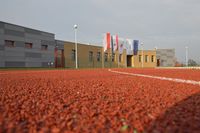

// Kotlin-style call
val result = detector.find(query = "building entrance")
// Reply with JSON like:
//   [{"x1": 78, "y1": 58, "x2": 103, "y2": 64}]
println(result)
[
  {"x1": 55, "y1": 48, "x2": 65, "y2": 68},
  {"x1": 127, "y1": 55, "x2": 133, "y2": 67},
  {"x1": 157, "y1": 59, "x2": 160, "y2": 67}
]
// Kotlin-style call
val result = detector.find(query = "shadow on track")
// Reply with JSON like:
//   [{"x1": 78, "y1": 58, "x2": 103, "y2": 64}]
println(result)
[{"x1": 144, "y1": 92, "x2": 200, "y2": 133}]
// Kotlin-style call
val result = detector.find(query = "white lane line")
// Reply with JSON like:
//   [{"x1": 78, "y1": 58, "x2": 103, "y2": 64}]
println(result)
[{"x1": 108, "y1": 69, "x2": 200, "y2": 86}]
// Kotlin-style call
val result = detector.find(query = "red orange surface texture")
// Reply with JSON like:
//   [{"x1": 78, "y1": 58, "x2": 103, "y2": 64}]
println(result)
[{"x1": 0, "y1": 69, "x2": 200, "y2": 133}]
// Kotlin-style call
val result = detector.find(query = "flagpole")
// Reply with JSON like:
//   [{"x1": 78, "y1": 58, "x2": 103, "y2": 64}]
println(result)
[
  {"x1": 125, "y1": 52, "x2": 127, "y2": 68},
  {"x1": 111, "y1": 35, "x2": 113, "y2": 68},
  {"x1": 102, "y1": 33, "x2": 105, "y2": 69},
  {"x1": 125, "y1": 39, "x2": 127, "y2": 68},
  {"x1": 117, "y1": 35, "x2": 119, "y2": 68},
  {"x1": 73, "y1": 24, "x2": 78, "y2": 69},
  {"x1": 118, "y1": 52, "x2": 119, "y2": 68},
  {"x1": 141, "y1": 42, "x2": 144, "y2": 68}
]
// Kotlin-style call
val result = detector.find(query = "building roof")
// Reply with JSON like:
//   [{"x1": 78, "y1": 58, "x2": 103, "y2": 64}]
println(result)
[{"x1": 0, "y1": 21, "x2": 55, "y2": 35}]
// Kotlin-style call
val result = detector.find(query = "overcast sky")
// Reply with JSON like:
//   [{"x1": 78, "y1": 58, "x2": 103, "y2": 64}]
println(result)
[{"x1": 0, "y1": 0, "x2": 200, "y2": 62}]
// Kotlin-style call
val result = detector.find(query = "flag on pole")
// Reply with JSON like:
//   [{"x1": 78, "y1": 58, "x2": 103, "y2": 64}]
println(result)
[
  {"x1": 125, "y1": 39, "x2": 133, "y2": 55},
  {"x1": 111, "y1": 35, "x2": 114, "y2": 53},
  {"x1": 119, "y1": 38, "x2": 124, "y2": 54},
  {"x1": 103, "y1": 33, "x2": 111, "y2": 52},
  {"x1": 112, "y1": 35, "x2": 119, "y2": 51},
  {"x1": 103, "y1": 34, "x2": 106, "y2": 51},
  {"x1": 133, "y1": 40, "x2": 139, "y2": 55},
  {"x1": 116, "y1": 35, "x2": 119, "y2": 51}
]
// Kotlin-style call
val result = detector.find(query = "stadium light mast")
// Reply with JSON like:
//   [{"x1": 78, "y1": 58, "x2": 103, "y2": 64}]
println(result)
[
  {"x1": 141, "y1": 42, "x2": 144, "y2": 68},
  {"x1": 74, "y1": 24, "x2": 78, "y2": 69},
  {"x1": 185, "y1": 46, "x2": 188, "y2": 67}
]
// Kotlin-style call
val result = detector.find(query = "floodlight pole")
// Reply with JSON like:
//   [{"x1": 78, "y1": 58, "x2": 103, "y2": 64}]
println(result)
[
  {"x1": 185, "y1": 46, "x2": 188, "y2": 67},
  {"x1": 141, "y1": 42, "x2": 144, "y2": 68},
  {"x1": 74, "y1": 24, "x2": 78, "y2": 69}
]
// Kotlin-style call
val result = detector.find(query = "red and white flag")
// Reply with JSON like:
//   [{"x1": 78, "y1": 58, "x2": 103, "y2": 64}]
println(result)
[
  {"x1": 112, "y1": 35, "x2": 119, "y2": 51},
  {"x1": 103, "y1": 33, "x2": 111, "y2": 52}
]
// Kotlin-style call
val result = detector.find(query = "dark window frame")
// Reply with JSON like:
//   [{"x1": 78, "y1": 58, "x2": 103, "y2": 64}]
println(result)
[
  {"x1": 25, "y1": 42, "x2": 33, "y2": 49},
  {"x1": 151, "y1": 55, "x2": 155, "y2": 62},
  {"x1": 89, "y1": 51, "x2": 93, "y2": 62},
  {"x1": 112, "y1": 53, "x2": 115, "y2": 62},
  {"x1": 41, "y1": 44, "x2": 48, "y2": 50},
  {"x1": 145, "y1": 55, "x2": 148, "y2": 62},
  {"x1": 97, "y1": 52, "x2": 101, "y2": 62},
  {"x1": 104, "y1": 53, "x2": 108, "y2": 62},
  {"x1": 71, "y1": 49, "x2": 76, "y2": 61},
  {"x1": 139, "y1": 55, "x2": 142, "y2": 62},
  {"x1": 119, "y1": 54, "x2": 122, "y2": 62},
  {"x1": 5, "y1": 40, "x2": 15, "y2": 47}
]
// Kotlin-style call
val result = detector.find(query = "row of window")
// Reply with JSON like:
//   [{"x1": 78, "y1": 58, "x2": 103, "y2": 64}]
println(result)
[
  {"x1": 139, "y1": 55, "x2": 155, "y2": 62},
  {"x1": 105, "y1": 54, "x2": 155, "y2": 63},
  {"x1": 104, "y1": 53, "x2": 120, "y2": 62},
  {"x1": 71, "y1": 51, "x2": 121, "y2": 63},
  {"x1": 4, "y1": 40, "x2": 155, "y2": 63},
  {"x1": 71, "y1": 50, "x2": 120, "y2": 62},
  {"x1": 5, "y1": 40, "x2": 48, "y2": 50},
  {"x1": 71, "y1": 50, "x2": 101, "y2": 62}
]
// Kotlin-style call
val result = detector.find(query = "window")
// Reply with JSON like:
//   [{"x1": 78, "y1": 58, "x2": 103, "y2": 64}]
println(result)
[
  {"x1": 119, "y1": 54, "x2": 122, "y2": 62},
  {"x1": 112, "y1": 53, "x2": 115, "y2": 62},
  {"x1": 97, "y1": 52, "x2": 101, "y2": 62},
  {"x1": 104, "y1": 53, "x2": 108, "y2": 62},
  {"x1": 41, "y1": 45, "x2": 48, "y2": 50},
  {"x1": 139, "y1": 55, "x2": 142, "y2": 62},
  {"x1": 5, "y1": 40, "x2": 15, "y2": 47},
  {"x1": 89, "y1": 51, "x2": 93, "y2": 62},
  {"x1": 71, "y1": 49, "x2": 75, "y2": 61},
  {"x1": 25, "y1": 43, "x2": 33, "y2": 49},
  {"x1": 145, "y1": 55, "x2": 149, "y2": 62},
  {"x1": 151, "y1": 55, "x2": 155, "y2": 62}
]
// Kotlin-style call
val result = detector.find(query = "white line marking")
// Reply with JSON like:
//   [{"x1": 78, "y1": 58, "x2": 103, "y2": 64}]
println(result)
[
  {"x1": 108, "y1": 69, "x2": 200, "y2": 86},
  {"x1": 156, "y1": 67, "x2": 200, "y2": 70}
]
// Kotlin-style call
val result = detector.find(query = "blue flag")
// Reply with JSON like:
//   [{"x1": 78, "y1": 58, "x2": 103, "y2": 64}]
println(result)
[
  {"x1": 133, "y1": 40, "x2": 139, "y2": 55},
  {"x1": 111, "y1": 36, "x2": 114, "y2": 53}
]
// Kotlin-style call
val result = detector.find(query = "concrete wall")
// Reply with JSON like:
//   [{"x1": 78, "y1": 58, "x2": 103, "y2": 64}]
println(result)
[
  {"x1": 103, "y1": 49, "x2": 127, "y2": 68},
  {"x1": 156, "y1": 49, "x2": 175, "y2": 67},
  {"x1": 64, "y1": 41, "x2": 104, "y2": 68},
  {"x1": 0, "y1": 22, "x2": 5, "y2": 67},
  {"x1": 0, "y1": 21, "x2": 55, "y2": 67},
  {"x1": 133, "y1": 50, "x2": 157, "y2": 68}
]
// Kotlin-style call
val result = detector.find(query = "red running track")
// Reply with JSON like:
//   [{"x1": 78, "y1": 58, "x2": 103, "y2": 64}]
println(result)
[{"x1": 0, "y1": 68, "x2": 200, "y2": 133}]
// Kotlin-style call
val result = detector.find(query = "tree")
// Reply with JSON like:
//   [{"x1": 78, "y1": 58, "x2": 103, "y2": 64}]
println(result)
[
  {"x1": 174, "y1": 58, "x2": 184, "y2": 67},
  {"x1": 188, "y1": 59, "x2": 198, "y2": 66},
  {"x1": 175, "y1": 61, "x2": 183, "y2": 67}
]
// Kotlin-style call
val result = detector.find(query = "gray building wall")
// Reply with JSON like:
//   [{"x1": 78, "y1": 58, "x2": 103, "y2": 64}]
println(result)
[
  {"x1": 55, "y1": 40, "x2": 64, "y2": 50},
  {"x1": 156, "y1": 49, "x2": 176, "y2": 67},
  {"x1": 0, "y1": 21, "x2": 55, "y2": 67}
]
